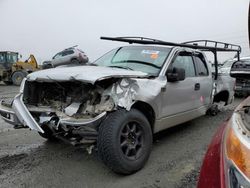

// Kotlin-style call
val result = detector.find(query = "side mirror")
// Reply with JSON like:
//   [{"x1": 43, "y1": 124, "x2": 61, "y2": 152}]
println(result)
[
  {"x1": 167, "y1": 67, "x2": 185, "y2": 82},
  {"x1": 230, "y1": 60, "x2": 250, "y2": 78}
]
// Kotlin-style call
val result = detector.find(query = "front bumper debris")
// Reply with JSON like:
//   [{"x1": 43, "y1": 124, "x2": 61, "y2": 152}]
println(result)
[
  {"x1": 0, "y1": 99, "x2": 22, "y2": 127},
  {"x1": 0, "y1": 93, "x2": 107, "y2": 134},
  {"x1": 12, "y1": 94, "x2": 44, "y2": 133},
  {"x1": 60, "y1": 112, "x2": 107, "y2": 127}
]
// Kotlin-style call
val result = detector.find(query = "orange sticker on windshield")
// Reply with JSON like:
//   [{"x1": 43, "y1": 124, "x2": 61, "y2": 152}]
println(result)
[{"x1": 150, "y1": 53, "x2": 158, "y2": 59}]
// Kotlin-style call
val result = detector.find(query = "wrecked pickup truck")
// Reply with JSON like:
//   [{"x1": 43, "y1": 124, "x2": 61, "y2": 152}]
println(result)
[{"x1": 0, "y1": 37, "x2": 241, "y2": 174}]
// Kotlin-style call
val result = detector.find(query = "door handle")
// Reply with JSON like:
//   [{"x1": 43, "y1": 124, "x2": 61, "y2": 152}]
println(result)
[{"x1": 194, "y1": 83, "x2": 200, "y2": 91}]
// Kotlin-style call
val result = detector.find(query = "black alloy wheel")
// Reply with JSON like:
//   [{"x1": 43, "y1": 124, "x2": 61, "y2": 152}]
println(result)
[
  {"x1": 97, "y1": 109, "x2": 152, "y2": 174},
  {"x1": 120, "y1": 121, "x2": 144, "y2": 160}
]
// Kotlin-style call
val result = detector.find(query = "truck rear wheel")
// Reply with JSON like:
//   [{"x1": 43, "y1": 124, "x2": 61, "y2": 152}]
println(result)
[
  {"x1": 97, "y1": 109, "x2": 152, "y2": 174},
  {"x1": 12, "y1": 71, "x2": 27, "y2": 86}
]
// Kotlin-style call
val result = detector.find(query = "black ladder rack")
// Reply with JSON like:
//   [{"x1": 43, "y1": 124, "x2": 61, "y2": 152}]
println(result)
[
  {"x1": 101, "y1": 37, "x2": 241, "y2": 53},
  {"x1": 182, "y1": 40, "x2": 241, "y2": 53},
  {"x1": 100, "y1": 36, "x2": 242, "y2": 80}
]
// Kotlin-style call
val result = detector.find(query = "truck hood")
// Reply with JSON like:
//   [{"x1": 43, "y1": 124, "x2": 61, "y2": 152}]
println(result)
[{"x1": 27, "y1": 65, "x2": 148, "y2": 84}]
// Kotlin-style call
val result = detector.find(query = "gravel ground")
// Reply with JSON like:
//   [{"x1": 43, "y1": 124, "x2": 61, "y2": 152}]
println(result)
[{"x1": 0, "y1": 84, "x2": 243, "y2": 188}]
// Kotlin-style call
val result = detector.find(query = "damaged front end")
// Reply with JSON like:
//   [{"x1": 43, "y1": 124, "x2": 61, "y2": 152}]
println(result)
[
  {"x1": 0, "y1": 78, "x2": 121, "y2": 145},
  {"x1": 0, "y1": 76, "x2": 147, "y2": 146}
]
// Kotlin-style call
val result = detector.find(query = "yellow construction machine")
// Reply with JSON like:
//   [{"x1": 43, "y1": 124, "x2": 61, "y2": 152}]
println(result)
[{"x1": 0, "y1": 51, "x2": 39, "y2": 85}]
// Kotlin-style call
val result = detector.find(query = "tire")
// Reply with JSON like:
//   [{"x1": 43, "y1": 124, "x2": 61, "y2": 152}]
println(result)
[
  {"x1": 3, "y1": 81, "x2": 13, "y2": 85},
  {"x1": 12, "y1": 71, "x2": 27, "y2": 86},
  {"x1": 38, "y1": 124, "x2": 57, "y2": 141},
  {"x1": 97, "y1": 109, "x2": 152, "y2": 174}
]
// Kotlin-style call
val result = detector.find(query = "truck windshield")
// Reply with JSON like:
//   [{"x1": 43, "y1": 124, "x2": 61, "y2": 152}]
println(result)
[
  {"x1": 94, "y1": 46, "x2": 171, "y2": 76},
  {"x1": 6, "y1": 53, "x2": 18, "y2": 63}
]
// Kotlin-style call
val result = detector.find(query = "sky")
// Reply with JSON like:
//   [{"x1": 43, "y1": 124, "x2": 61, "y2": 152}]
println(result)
[{"x1": 0, "y1": 0, "x2": 249, "y2": 64}]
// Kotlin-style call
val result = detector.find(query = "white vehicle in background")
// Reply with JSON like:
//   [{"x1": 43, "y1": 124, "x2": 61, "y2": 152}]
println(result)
[
  {"x1": 220, "y1": 56, "x2": 250, "y2": 75},
  {"x1": 42, "y1": 46, "x2": 89, "y2": 68}
]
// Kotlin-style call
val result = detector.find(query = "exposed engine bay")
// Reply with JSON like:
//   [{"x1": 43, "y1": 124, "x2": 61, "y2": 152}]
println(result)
[
  {"x1": 23, "y1": 81, "x2": 116, "y2": 118},
  {"x1": 21, "y1": 79, "x2": 122, "y2": 145}
]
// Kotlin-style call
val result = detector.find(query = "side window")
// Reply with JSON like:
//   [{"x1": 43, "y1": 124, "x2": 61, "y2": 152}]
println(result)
[
  {"x1": 62, "y1": 50, "x2": 74, "y2": 56},
  {"x1": 194, "y1": 54, "x2": 209, "y2": 76},
  {"x1": 53, "y1": 52, "x2": 63, "y2": 59},
  {"x1": 0, "y1": 54, "x2": 4, "y2": 63},
  {"x1": 170, "y1": 52, "x2": 196, "y2": 77}
]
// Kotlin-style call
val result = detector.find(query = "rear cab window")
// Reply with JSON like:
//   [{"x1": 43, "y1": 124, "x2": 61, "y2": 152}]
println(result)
[{"x1": 193, "y1": 53, "x2": 209, "y2": 76}]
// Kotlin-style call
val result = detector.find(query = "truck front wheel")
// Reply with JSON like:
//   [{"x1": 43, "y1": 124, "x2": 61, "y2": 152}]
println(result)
[{"x1": 97, "y1": 109, "x2": 152, "y2": 174}]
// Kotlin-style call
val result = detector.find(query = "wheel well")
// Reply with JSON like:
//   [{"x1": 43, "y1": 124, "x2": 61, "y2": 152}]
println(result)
[
  {"x1": 131, "y1": 101, "x2": 155, "y2": 132},
  {"x1": 213, "y1": 90, "x2": 229, "y2": 104},
  {"x1": 71, "y1": 58, "x2": 78, "y2": 62}
]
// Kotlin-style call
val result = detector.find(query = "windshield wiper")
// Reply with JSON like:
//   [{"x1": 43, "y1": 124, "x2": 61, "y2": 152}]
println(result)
[
  {"x1": 108, "y1": 65, "x2": 133, "y2": 70},
  {"x1": 113, "y1": 60, "x2": 161, "y2": 69}
]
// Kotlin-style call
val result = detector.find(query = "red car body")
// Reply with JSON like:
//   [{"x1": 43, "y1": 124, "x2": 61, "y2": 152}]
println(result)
[
  {"x1": 198, "y1": 97, "x2": 250, "y2": 188},
  {"x1": 198, "y1": 122, "x2": 227, "y2": 188}
]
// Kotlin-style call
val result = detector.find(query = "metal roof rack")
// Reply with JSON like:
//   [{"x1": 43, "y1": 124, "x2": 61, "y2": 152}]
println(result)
[
  {"x1": 100, "y1": 37, "x2": 241, "y2": 53},
  {"x1": 182, "y1": 40, "x2": 241, "y2": 53},
  {"x1": 100, "y1": 36, "x2": 242, "y2": 80},
  {"x1": 112, "y1": 36, "x2": 165, "y2": 43}
]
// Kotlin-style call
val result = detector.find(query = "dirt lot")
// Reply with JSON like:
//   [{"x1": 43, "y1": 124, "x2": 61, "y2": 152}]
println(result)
[{"x1": 0, "y1": 84, "x2": 243, "y2": 188}]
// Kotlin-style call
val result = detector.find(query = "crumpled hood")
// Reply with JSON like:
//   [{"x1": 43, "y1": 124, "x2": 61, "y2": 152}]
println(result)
[{"x1": 27, "y1": 65, "x2": 148, "y2": 84}]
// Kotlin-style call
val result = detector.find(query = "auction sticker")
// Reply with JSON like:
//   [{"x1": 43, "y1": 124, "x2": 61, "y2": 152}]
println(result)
[
  {"x1": 141, "y1": 50, "x2": 159, "y2": 59},
  {"x1": 141, "y1": 50, "x2": 159, "y2": 54}
]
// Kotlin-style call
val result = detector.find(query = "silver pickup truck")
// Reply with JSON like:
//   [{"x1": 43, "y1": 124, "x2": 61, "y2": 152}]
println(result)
[{"x1": 0, "y1": 37, "x2": 241, "y2": 174}]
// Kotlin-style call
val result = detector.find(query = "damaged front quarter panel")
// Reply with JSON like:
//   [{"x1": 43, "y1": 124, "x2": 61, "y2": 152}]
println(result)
[
  {"x1": 105, "y1": 77, "x2": 165, "y2": 113},
  {"x1": 105, "y1": 78, "x2": 139, "y2": 110}
]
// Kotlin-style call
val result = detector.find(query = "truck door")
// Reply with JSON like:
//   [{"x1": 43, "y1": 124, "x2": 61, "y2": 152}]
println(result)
[
  {"x1": 193, "y1": 52, "x2": 213, "y2": 109},
  {"x1": 162, "y1": 51, "x2": 197, "y2": 117}
]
